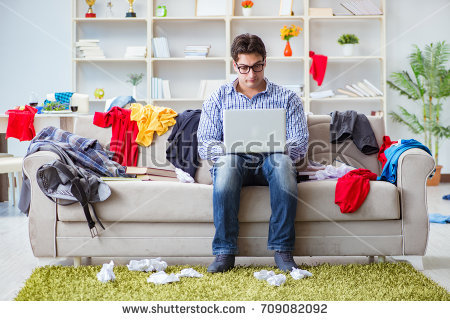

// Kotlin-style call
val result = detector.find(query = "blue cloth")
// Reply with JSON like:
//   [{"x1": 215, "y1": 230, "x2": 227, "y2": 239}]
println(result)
[
  {"x1": 429, "y1": 213, "x2": 450, "y2": 224},
  {"x1": 443, "y1": 194, "x2": 450, "y2": 200},
  {"x1": 27, "y1": 126, "x2": 127, "y2": 177},
  {"x1": 377, "y1": 139, "x2": 432, "y2": 184},
  {"x1": 55, "y1": 92, "x2": 74, "y2": 105},
  {"x1": 43, "y1": 92, "x2": 73, "y2": 109},
  {"x1": 211, "y1": 153, "x2": 297, "y2": 255},
  {"x1": 197, "y1": 78, "x2": 309, "y2": 162},
  {"x1": 107, "y1": 96, "x2": 136, "y2": 112}
]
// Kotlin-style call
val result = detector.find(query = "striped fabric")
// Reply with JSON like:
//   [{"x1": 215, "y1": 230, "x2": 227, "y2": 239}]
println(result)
[{"x1": 197, "y1": 78, "x2": 309, "y2": 162}]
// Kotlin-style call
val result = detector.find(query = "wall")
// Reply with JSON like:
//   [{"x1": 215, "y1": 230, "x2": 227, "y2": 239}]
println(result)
[
  {"x1": 386, "y1": 0, "x2": 450, "y2": 172},
  {"x1": 0, "y1": 0, "x2": 449, "y2": 172}
]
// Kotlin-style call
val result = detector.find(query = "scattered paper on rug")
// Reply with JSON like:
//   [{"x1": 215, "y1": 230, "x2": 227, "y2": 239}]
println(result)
[
  {"x1": 127, "y1": 258, "x2": 168, "y2": 272},
  {"x1": 147, "y1": 271, "x2": 180, "y2": 285},
  {"x1": 97, "y1": 260, "x2": 115, "y2": 283}
]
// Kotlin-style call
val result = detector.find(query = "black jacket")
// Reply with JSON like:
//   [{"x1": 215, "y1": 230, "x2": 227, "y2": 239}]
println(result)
[{"x1": 166, "y1": 109, "x2": 202, "y2": 179}]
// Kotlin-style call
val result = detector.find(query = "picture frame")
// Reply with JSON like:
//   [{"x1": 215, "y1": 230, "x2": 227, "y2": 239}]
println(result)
[
  {"x1": 279, "y1": 0, "x2": 293, "y2": 16},
  {"x1": 195, "y1": 0, "x2": 234, "y2": 16}
]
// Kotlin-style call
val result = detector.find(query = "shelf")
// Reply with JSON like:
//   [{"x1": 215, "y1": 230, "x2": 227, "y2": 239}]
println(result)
[
  {"x1": 231, "y1": 16, "x2": 304, "y2": 21},
  {"x1": 151, "y1": 57, "x2": 226, "y2": 62},
  {"x1": 266, "y1": 56, "x2": 304, "y2": 62},
  {"x1": 153, "y1": 16, "x2": 225, "y2": 21},
  {"x1": 326, "y1": 56, "x2": 383, "y2": 61},
  {"x1": 73, "y1": 18, "x2": 148, "y2": 22},
  {"x1": 74, "y1": 58, "x2": 147, "y2": 62},
  {"x1": 309, "y1": 97, "x2": 384, "y2": 101},
  {"x1": 309, "y1": 15, "x2": 384, "y2": 20}
]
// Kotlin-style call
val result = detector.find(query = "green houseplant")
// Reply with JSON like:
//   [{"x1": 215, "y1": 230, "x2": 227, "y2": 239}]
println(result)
[
  {"x1": 337, "y1": 34, "x2": 359, "y2": 56},
  {"x1": 126, "y1": 73, "x2": 144, "y2": 99},
  {"x1": 387, "y1": 41, "x2": 450, "y2": 184}
]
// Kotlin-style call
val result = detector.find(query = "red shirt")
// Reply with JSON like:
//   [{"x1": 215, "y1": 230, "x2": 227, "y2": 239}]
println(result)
[
  {"x1": 93, "y1": 107, "x2": 139, "y2": 166},
  {"x1": 378, "y1": 136, "x2": 398, "y2": 168},
  {"x1": 335, "y1": 168, "x2": 378, "y2": 213},
  {"x1": 5, "y1": 105, "x2": 38, "y2": 141}
]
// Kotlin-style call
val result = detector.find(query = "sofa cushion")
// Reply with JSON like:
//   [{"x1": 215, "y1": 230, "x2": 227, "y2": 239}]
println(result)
[{"x1": 57, "y1": 179, "x2": 399, "y2": 223}]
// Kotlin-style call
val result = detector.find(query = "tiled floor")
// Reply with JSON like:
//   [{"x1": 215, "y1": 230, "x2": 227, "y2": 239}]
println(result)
[{"x1": 1, "y1": 184, "x2": 449, "y2": 300}]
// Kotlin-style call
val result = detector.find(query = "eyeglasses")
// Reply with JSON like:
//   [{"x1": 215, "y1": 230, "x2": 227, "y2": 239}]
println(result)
[{"x1": 235, "y1": 61, "x2": 265, "y2": 74}]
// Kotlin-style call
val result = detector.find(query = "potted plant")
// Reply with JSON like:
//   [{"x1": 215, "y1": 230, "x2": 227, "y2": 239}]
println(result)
[
  {"x1": 280, "y1": 24, "x2": 302, "y2": 57},
  {"x1": 387, "y1": 41, "x2": 450, "y2": 185},
  {"x1": 337, "y1": 34, "x2": 359, "y2": 56},
  {"x1": 241, "y1": 1, "x2": 254, "y2": 17},
  {"x1": 126, "y1": 73, "x2": 144, "y2": 99}
]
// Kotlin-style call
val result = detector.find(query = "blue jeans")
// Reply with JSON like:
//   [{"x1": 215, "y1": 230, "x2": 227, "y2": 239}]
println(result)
[{"x1": 211, "y1": 153, "x2": 298, "y2": 255}]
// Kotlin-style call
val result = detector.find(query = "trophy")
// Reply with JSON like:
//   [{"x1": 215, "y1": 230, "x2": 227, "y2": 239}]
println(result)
[
  {"x1": 125, "y1": 0, "x2": 137, "y2": 18},
  {"x1": 85, "y1": 0, "x2": 96, "y2": 18}
]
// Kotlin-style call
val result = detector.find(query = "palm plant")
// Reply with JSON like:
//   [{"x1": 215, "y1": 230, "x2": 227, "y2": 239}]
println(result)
[{"x1": 387, "y1": 41, "x2": 450, "y2": 165}]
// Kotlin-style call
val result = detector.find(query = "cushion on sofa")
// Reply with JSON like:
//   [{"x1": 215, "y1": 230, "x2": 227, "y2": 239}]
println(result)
[{"x1": 56, "y1": 179, "x2": 399, "y2": 223}]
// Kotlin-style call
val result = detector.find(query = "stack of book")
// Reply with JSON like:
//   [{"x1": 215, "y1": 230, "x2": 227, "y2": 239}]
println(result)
[
  {"x1": 124, "y1": 46, "x2": 147, "y2": 59},
  {"x1": 184, "y1": 45, "x2": 210, "y2": 59},
  {"x1": 76, "y1": 39, "x2": 105, "y2": 59},
  {"x1": 336, "y1": 79, "x2": 383, "y2": 98},
  {"x1": 151, "y1": 77, "x2": 171, "y2": 99},
  {"x1": 125, "y1": 166, "x2": 179, "y2": 182},
  {"x1": 152, "y1": 37, "x2": 170, "y2": 58},
  {"x1": 340, "y1": 0, "x2": 383, "y2": 15}
]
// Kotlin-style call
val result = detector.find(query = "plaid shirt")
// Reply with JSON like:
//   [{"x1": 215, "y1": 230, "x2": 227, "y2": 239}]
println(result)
[
  {"x1": 197, "y1": 78, "x2": 309, "y2": 162},
  {"x1": 27, "y1": 126, "x2": 127, "y2": 177}
]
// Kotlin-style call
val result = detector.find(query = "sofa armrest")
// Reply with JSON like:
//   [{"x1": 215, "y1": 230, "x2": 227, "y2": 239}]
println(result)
[
  {"x1": 396, "y1": 148, "x2": 435, "y2": 255},
  {"x1": 23, "y1": 151, "x2": 61, "y2": 257}
]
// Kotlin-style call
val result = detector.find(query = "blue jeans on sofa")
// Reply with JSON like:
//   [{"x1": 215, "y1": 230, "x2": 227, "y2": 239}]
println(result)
[{"x1": 211, "y1": 153, "x2": 298, "y2": 255}]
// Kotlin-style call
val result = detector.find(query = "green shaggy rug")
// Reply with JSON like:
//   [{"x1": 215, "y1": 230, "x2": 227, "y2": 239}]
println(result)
[{"x1": 15, "y1": 262, "x2": 450, "y2": 301}]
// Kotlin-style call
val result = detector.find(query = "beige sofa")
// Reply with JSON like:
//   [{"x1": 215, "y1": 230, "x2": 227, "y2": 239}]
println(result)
[{"x1": 23, "y1": 115, "x2": 435, "y2": 266}]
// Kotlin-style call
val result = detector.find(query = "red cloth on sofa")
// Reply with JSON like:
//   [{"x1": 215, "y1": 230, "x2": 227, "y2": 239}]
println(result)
[
  {"x1": 93, "y1": 107, "x2": 139, "y2": 166},
  {"x1": 335, "y1": 169, "x2": 378, "y2": 213},
  {"x1": 5, "y1": 105, "x2": 38, "y2": 141},
  {"x1": 309, "y1": 51, "x2": 328, "y2": 86},
  {"x1": 377, "y1": 135, "x2": 397, "y2": 168}
]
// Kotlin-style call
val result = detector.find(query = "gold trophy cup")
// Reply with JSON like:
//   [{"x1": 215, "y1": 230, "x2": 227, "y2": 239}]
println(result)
[
  {"x1": 85, "y1": 0, "x2": 96, "y2": 18},
  {"x1": 126, "y1": 0, "x2": 137, "y2": 18}
]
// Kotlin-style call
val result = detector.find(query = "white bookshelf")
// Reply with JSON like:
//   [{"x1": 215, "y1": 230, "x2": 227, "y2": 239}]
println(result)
[{"x1": 72, "y1": 0, "x2": 386, "y2": 118}]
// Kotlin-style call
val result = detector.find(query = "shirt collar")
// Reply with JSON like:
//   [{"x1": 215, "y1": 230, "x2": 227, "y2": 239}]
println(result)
[{"x1": 226, "y1": 77, "x2": 272, "y2": 95}]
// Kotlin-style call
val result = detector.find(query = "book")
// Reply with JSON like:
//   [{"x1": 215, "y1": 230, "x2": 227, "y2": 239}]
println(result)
[
  {"x1": 337, "y1": 88, "x2": 358, "y2": 97},
  {"x1": 136, "y1": 174, "x2": 179, "y2": 182},
  {"x1": 101, "y1": 177, "x2": 142, "y2": 181},
  {"x1": 77, "y1": 39, "x2": 100, "y2": 43},
  {"x1": 357, "y1": 82, "x2": 376, "y2": 96},
  {"x1": 363, "y1": 79, "x2": 383, "y2": 95},
  {"x1": 162, "y1": 80, "x2": 171, "y2": 99},
  {"x1": 126, "y1": 166, "x2": 177, "y2": 178},
  {"x1": 351, "y1": 84, "x2": 369, "y2": 97},
  {"x1": 345, "y1": 85, "x2": 364, "y2": 97}
]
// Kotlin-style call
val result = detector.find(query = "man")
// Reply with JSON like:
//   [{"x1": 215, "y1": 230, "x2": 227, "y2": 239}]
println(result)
[{"x1": 197, "y1": 34, "x2": 309, "y2": 273}]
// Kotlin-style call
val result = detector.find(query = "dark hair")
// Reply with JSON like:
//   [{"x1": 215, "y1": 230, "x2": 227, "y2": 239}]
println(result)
[{"x1": 231, "y1": 33, "x2": 266, "y2": 62}]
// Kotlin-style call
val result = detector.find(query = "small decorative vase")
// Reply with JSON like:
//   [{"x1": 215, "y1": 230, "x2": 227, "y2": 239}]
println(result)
[
  {"x1": 342, "y1": 44, "x2": 354, "y2": 56},
  {"x1": 242, "y1": 7, "x2": 252, "y2": 17},
  {"x1": 284, "y1": 40, "x2": 292, "y2": 57},
  {"x1": 132, "y1": 86, "x2": 137, "y2": 99}
]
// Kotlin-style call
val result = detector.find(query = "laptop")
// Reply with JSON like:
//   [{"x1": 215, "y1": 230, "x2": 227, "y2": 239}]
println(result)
[{"x1": 223, "y1": 108, "x2": 286, "y2": 154}]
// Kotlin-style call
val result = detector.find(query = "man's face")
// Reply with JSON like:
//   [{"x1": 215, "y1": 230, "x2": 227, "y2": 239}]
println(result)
[{"x1": 233, "y1": 53, "x2": 266, "y2": 90}]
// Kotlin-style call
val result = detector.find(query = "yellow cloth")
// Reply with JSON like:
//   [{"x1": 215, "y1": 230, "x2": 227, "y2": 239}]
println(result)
[{"x1": 130, "y1": 103, "x2": 177, "y2": 146}]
